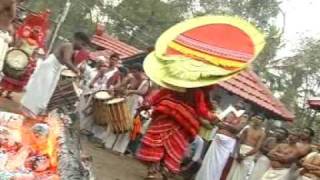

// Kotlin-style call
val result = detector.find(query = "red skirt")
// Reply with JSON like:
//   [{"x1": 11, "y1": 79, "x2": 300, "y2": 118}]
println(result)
[
  {"x1": 136, "y1": 95, "x2": 200, "y2": 173},
  {"x1": 0, "y1": 60, "x2": 36, "y2": 92},
  {"x1": 0, "y1": 76, "x2": 26, "y2": 92},
  {"x1": 136, "y1": 117, "x2": 191, "y2": 173}
]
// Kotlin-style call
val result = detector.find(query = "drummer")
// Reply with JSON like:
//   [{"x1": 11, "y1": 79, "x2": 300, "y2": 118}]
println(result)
[
  {"x1": 21, "y1": 32, "x2": 90, "y2": 115},
  {"x1": 114, "y1": 63, "x2": 150, "y2": 115},
  {"x1": 89, "y1": 53, "x2": 121, "y2": 92},
  {"x1": 109, "y1": 63, "x2": 150, "y2": 154}
]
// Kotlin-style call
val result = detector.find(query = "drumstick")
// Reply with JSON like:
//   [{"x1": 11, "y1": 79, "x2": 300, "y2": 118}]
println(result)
[{"x1": 116, "y1": 103, "x2": 123, "y2": 133}]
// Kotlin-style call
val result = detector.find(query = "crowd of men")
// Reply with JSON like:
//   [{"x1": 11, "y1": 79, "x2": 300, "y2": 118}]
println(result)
[{"x1": 181, "y1": 113, "x2": 319, "y2": 180}]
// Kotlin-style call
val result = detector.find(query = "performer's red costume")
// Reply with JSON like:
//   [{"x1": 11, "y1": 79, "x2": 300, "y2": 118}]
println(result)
[
  {"x1": 0, "y1": 57, "x2": 37, "y2": 92},
  {"x1": 137, "y1": 88, "x2": 214, "y2": 173},
  {"x1": 0, "y1": 11, "x2": 50, "y2": 93}
]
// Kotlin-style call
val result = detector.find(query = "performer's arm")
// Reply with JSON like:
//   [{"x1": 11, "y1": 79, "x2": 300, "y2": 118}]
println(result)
[
  {"x1": 194, "y1": 89, "x2": 216, "y2": 122},
  {"x1": 61, "y1": 43, "x2": 79, "y2": 74}
]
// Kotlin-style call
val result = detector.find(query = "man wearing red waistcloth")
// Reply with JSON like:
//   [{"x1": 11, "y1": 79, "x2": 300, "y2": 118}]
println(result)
[{"x1": 137, "y1": 16, "x2": 265, "y2": 179}]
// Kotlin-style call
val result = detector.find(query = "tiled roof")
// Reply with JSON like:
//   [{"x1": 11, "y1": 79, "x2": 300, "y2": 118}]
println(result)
[
  {"x1": 90, "y1": 34, "x2": 144, "y2": 60},
  {"x1": 308, "y1": 98, "x2": 320, "y2": 110},
  {"x1": 219, "y1": 70, "x2": 294, "y2": 121}
]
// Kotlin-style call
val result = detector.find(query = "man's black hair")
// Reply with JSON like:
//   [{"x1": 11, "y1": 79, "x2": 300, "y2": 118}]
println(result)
[
  {"x1": 128, "y1": 63, "x2": 143, "y2": 72},
  {"x1": 74, "y1": 32, "x2": 91, "y2": 45},
  {"x1": 119, "y1": 66, "x2": 128, "y2": 76},
  {"x1": 304, "y1": 127, "x2": 315, "y2": 137},
  {"x1": 252, "y1": 114, "x2": 265, "y2": 121},
  {"x1": 110, "y1": 53, "x2": 120, "y2": 59}
]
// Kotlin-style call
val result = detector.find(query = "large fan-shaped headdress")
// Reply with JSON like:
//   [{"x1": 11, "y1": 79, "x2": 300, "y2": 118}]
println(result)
[{"x1": 144, "y1": 16, "x2": 265, "y2": 91}]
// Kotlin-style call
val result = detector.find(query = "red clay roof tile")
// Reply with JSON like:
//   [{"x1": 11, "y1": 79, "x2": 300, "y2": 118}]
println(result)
[
  {"x1": 219, "y1": 70, "x2": 294, "y2": 121},
  {"x1": 90, "y1": 34, "x2": 143, "y2": 60}
]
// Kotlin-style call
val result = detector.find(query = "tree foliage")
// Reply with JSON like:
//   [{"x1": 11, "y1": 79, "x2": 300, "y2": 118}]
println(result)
[{"x1": 23, "y1": 0, "x2": 320, "y2": 137}]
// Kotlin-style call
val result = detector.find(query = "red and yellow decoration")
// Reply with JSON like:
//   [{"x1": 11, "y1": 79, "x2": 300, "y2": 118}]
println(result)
[{"x1": 144, "y1": 16, "x2": 265, "y2": 91}]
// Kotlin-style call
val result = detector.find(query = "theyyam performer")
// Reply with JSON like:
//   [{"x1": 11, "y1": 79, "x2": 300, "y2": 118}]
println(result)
[{"x1": 136, "y1": 16, "x2": 265, "y2": 179}]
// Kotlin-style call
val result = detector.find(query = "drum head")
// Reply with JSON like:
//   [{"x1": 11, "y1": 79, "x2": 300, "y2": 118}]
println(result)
[
  {"x1": 107, "y1": 98, "x2": 125, "y2": 104},
  {"x1": 61, "y1": 69, "x2": 77, "y2": 77},
  {"x1": 5, "y1": 49, "x2": 29, "y2": 70},
  {"x1": 94, "y1": 91, "x2": 112, "y2": 100}
]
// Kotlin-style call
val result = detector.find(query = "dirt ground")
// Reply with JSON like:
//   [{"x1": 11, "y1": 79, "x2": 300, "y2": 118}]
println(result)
[
  {"x1": 81, "y1": 135, "x2": 148, "y2": 180},
  {"x1": 81, "y1": 136, "x2": 183, "y2": 180}
]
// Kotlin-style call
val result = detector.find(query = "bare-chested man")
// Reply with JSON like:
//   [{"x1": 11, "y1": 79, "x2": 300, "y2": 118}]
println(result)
[
  {"x1": 21, "y1": 32, "x2": 90, "y2": 115},
  {"x1": 107, "y1": 63, "x2": 150, "y2": 154},
  {"x1": 297, "y1": 128, "x2": 314, "y2": 158},
  {"x1": 261, "y1": 132, "x2": 301, "y2": 180},
  {"x1": 228, "y1": 115, "x2": 266, "y2": 180},
  {"x1": 0, "y1": 0, "x2": 16, "y2": 31},
  {"x1": 299, "y1": 146, "x2": 320, "y2": 180},
  {"x1": 250, "y1": 127, "x2": 289, "y2": 180},
  {"x1": 287, "y1": 128, "x2": 315, "y2": 180},
  {"x1": 196, "y1": 103, "x2": 248, "y2": 180}
]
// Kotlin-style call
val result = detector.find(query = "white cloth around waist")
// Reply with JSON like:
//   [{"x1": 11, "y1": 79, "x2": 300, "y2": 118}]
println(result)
[{"x1": 21, "y1": 54, "x2": 64, "y2": 115}]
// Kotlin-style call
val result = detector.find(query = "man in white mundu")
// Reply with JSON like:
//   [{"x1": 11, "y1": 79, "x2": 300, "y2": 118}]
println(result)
[
  {"x1": 227, "y1": 115, "x2": 266, "y2": 180},
  {"x1": 21, "y1": 32, "x2": 90, "y2": 115},
  {"x1": 196, "y1": 104, "x2": 247, "y2": 180}
]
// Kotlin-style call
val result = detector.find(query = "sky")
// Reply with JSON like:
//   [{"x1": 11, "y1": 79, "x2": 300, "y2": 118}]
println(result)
[{"x1": 277, "y1": 0, "x2": 320, "y2": 57}]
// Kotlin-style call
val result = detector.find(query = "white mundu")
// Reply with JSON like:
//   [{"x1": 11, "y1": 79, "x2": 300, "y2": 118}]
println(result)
[{"x1": 21, "y1": 54, "x2": 64, "y2": 115}]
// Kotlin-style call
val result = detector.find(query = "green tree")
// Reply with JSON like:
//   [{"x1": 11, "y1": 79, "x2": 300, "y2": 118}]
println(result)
[
  {"x1": 103, "y1": 0, "x2": 187, "y2": 48},
  {"x1": 275, "y1": 39, "x2": 320, "y2": 132}
]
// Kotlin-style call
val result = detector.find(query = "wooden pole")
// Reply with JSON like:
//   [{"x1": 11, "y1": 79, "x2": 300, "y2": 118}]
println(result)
[{"x1": 47, "y1": 0, "x2": 71, "y2": 55}]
